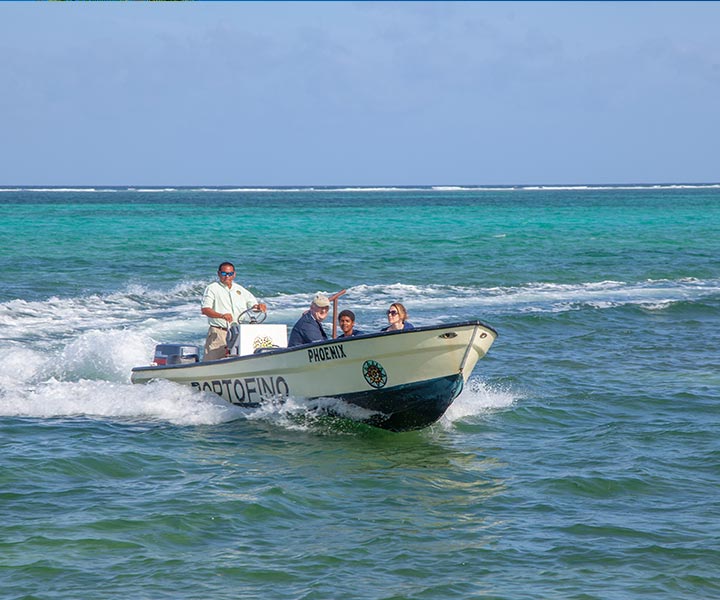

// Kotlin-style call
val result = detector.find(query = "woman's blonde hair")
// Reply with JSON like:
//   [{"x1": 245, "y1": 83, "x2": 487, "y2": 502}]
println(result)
[{"x1": 390, "y1": 303, "x2": 408, "y2": 322}]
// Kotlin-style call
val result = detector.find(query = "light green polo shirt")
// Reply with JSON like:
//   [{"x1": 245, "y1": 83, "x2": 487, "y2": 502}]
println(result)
[{"x1": 201, "y1": 281, "x2": 258, "y2": 328}]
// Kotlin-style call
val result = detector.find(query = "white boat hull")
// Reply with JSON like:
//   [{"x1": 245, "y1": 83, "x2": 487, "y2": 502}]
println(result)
[{"x1": 131, "y1": 321, "x2": 497, "y2": 431}]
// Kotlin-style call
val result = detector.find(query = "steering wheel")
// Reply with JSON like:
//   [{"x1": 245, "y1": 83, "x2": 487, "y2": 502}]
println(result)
[{"x1": 238, "y1": 307, "x2": 267, "y2": 324}]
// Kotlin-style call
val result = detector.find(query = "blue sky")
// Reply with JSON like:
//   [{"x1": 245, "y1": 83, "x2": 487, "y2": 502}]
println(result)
[{"x1": 2, "y1": 2, "x2": 718, "y2": 186}]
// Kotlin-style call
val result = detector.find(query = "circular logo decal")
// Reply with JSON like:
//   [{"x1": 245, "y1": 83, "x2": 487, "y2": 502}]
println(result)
[{"x1": 362, "y1": 360, "x2": 387, "y2": 389}]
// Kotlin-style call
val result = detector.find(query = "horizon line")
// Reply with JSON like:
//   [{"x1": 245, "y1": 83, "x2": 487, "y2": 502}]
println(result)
[{"x1": 2, "y1": 181, "x2": 720, "y2": 189}]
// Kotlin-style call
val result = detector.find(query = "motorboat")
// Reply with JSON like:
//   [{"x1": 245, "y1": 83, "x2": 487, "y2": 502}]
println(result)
[{"x1": 130, "y1": 297, "x2": 497, "y2": 431}]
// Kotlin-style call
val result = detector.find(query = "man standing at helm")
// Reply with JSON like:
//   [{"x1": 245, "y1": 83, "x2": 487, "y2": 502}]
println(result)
[{"x1": 201, "y1": 262, "x2": 266, "y2": 361}]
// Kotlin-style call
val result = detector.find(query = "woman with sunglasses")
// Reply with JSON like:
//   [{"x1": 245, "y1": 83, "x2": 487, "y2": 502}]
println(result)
[{"x1": 381, "y1": 303, "x2": 414, "y2": 332}]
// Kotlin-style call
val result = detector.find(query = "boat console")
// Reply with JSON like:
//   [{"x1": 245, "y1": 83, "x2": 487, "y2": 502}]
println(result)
[{"x1": 226, "y1": 323, "x2": 288, "y2": 356}]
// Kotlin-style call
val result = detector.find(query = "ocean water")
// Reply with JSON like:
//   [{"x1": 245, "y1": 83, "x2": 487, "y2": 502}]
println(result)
[{"x1": 1, "y1": 185, "x2": 719, "y2": 599}]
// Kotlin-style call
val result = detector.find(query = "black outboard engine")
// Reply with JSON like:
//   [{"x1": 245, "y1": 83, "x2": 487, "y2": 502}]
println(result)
[{"x1": 153, "y1": 344, "x2": 200, "y2": 366}]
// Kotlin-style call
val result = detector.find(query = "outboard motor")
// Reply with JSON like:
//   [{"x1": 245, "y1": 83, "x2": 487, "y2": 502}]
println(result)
[{"x1": 153, "y1": 344, "x2": 200, "y2": 366}]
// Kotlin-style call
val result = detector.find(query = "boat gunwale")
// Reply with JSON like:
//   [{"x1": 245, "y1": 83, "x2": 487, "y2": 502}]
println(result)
[{"x1": 131, "y1": 319, "x2": 498, "y2": 373}]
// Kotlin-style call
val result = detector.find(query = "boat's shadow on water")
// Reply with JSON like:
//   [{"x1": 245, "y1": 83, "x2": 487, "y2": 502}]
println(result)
[
  {"x1": 217, "y1": 371, "x2": 519, "y2": 438},
  {"x1": 179, "y1": 378, "x2": 516, "y2": 498},
  {"x1": 198, "y1": 404, "x2": 504, "y2": 475}
]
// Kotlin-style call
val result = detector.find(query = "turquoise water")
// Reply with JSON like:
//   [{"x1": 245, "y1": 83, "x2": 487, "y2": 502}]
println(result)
[{"x1": 1, "y1": 185, "x2": 719, "y2": 598}]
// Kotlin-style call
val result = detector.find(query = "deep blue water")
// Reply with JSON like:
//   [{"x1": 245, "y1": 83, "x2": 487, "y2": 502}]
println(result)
[{"x1": 1, "y1": 185, "x2": 719, "y2": 599}]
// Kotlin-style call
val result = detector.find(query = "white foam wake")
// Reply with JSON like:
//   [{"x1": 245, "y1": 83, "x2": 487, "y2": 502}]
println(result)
[
  {"x1": 439, "y1": 377, "x2": 518, "y2": 428},
  {"x1": 0, "y1": 377, "x2": 243, "y2": 426}
]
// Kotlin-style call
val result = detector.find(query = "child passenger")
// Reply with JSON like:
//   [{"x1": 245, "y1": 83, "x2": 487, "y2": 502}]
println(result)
[{"x1": 338, "y1": 309, "x2": 364, "y2": 337}]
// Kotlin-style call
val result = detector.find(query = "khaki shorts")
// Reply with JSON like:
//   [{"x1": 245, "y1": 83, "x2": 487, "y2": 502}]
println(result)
[{"x1": 203, "y1": 327, "x2": 228, "y2": 361}]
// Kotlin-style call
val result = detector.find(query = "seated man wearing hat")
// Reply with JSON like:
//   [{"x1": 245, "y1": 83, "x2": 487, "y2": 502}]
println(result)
[{"x1": 288, "y1": 292, "x2": 331, "y2": 347}]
